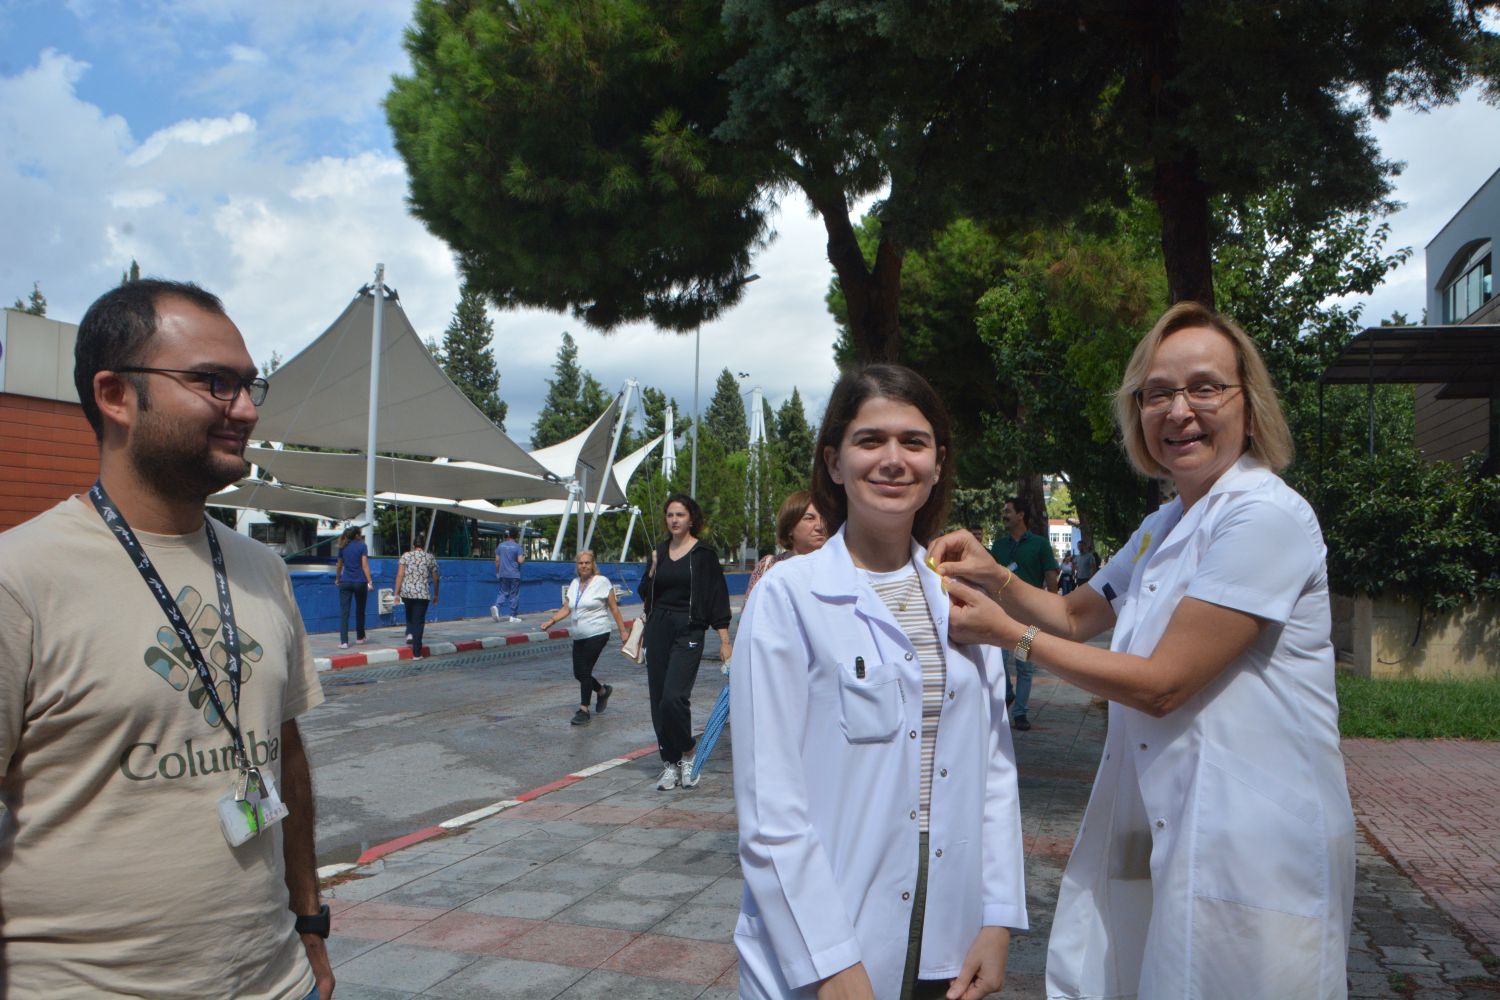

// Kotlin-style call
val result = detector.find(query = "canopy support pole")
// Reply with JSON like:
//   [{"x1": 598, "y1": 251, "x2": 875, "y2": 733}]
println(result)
[
  {"x1": 584, "y1": 379, "x2": 637, "y2": 551},
  {"x1": 551, "y1": 482, "x2": 580, "y2": 561},
  {"x1": 620, "y1": 506, "x2": 640, "y2": 562},
  {"x1": 364, "y1": 263, "x2": 385, "y2": 555}
]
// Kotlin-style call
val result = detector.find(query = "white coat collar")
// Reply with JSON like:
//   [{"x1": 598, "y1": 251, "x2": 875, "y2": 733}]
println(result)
[
  {"x1": 806, "y1": 525, "x2": 950, "y2": 651},
  {"x1": 1147, "y1": 453, "x2": 1275, "y2": 566}
]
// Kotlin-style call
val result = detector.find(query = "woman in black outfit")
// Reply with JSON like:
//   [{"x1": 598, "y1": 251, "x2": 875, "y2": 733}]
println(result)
[{"x1": 638, "y1": 494, "x2": 732, "y2": 791}]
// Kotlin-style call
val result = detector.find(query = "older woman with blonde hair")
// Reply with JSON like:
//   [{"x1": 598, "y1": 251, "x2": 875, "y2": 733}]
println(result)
[{"x1": 932, "y1": 301, "x2": 1354, "y2": 999}]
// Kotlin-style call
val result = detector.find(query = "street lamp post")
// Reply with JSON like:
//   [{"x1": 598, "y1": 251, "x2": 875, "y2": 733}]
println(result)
[{"x1": 690, "y1": 273, "x2": 759, "y2": 498}]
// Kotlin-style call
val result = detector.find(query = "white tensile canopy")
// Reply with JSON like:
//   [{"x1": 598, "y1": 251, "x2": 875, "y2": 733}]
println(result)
[
  {"x1": 253, "y1": 288, "x2": 550, "y2": 478},
  {"x1": 247, "y1": 446, "x2": 568, "y2": 501},
  {"x1": 211, "y1": 480, "x2": 367, "y2": 521},
  {"x1": 529, "y1": 395, "x2": 623, "y2": 498}
]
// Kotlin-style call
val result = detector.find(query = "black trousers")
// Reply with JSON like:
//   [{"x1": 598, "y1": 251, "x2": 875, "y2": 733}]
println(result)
[
  {"x1": 572, "y1": 632, "x2": 610, "y2": 707},
  {"x1": 338, "y1": 582, "x2": 367, "y2": 643},
  {"x1": 403, "y1": 598, "x2": 430, "y2": 656},
  {"x1": 644, "y1": 608, "x2": 704, "y2": 764}
]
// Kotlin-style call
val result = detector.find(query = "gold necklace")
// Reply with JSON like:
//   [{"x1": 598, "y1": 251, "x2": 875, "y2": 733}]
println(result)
[{"x1": 896, "y1": 573, "x2": 922, "y2": 613}]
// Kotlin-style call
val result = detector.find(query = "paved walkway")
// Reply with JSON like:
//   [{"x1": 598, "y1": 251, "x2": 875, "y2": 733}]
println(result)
[{"x1": 316, "y1": 633, "x2": 1500, "y2": 999}]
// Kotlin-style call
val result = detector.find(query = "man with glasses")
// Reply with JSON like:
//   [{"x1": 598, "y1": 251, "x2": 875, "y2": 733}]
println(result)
[{"x1": 0, "y1": 281, "x2": 333, "y2": 999}]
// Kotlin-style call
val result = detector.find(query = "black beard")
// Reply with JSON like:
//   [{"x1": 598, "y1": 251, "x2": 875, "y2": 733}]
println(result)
[{"x1": 129, "y1": 417, "x2": 249, "y2": 505}]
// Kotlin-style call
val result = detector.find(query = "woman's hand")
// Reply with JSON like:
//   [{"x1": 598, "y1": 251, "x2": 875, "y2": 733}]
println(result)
[
  {"x1": 719, "y1": 638, "x2": 733, "y2": 663},
  {"x1": 946, "y1": 926, "x2": 1010, "y2": 1000},
  {"x1": 928, "y1": 530, "x2": 1006, "y2": 595},
  {"x1": 945, "y1": 577, "x2": 1020, "y2": 648},
  {"x1": 816, "y1": 963, "x2": 876, "y2": 1000}
]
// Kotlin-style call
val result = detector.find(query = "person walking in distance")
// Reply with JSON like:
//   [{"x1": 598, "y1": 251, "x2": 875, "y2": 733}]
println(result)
[
  {"x1": 394, "y1": 538, "x2": 439, "y2": 660},
  {"x1": 987, "y1": 497, "x2": 1058, "y2": 730},
  {"x1": 0, "y1": 279, "x2": 333, "y2": 999},
  {"x1": 539, "y1": 550, "x2": 629, "y2": 726},
  {"x1": 334, "y1": 525, "x2": 372, "y2": 649},
  {"x1": 492, "y1": 528, "x2": 525, "y2": 623},
  {"x1": 637, "y1": 494, "x2": 731, "y2": 790}
]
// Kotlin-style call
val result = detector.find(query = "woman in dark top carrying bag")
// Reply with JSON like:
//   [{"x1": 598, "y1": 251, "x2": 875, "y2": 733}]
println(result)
[{"x1": 638, "y1": 493, "x2": 732, "y2": 791}]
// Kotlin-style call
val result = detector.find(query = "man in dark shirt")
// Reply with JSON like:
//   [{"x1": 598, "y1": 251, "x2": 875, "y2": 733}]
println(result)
[{"x1": 988, "y1": 497, "x2": 1059, "y2": 731}]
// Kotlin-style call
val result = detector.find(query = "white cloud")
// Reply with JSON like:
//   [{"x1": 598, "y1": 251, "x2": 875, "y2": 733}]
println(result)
[{"x1": 225, "y1": 43, "x2": 266, "y2": 65}]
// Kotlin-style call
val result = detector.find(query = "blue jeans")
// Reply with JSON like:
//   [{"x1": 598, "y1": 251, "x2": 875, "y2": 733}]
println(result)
[
  {"x1": 494, "y1": 576, "x2": 521, "y2": 617},
  {"x1": 1003, "y1": 647, "x2": 1033, "y2": 718},
  {"x1": 338, "y1": 582, "x2": 368, "y2": 644},
  {"x1": 403, "y1": 598, "x2": 430, "y2": 656}
]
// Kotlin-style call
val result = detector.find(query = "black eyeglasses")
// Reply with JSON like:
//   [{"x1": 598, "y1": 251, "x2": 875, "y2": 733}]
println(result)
[
  {"x1": 1133, "y1": 381, "x2": 1242, "y2": 414},
  {"x1": 114, "y1": 367, "x2": 270, "y2": 406}
]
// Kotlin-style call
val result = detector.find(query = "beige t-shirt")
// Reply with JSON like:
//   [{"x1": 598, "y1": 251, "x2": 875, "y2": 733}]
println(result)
[{"x1": 0, "y1": 497, "x2": 325, "y2": 999}]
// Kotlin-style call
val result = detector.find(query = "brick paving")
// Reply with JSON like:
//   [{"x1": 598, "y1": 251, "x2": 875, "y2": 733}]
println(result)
[{"x1": 319, "y1": 640, "x2": 1500, "y2": 998}]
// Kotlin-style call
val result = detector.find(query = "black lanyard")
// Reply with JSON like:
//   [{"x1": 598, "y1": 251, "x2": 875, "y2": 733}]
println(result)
[{"x1": 88, "y1": 481, "x2": 248, "y2": 769}]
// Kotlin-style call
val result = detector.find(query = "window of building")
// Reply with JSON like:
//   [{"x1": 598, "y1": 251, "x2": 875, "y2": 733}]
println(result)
[
  {"x1": 1443, "y1": 243, "x2": 1492, "y2": 322},
  {"x1": 250, "y1": 521, "x2": 288, "y2": 545}
]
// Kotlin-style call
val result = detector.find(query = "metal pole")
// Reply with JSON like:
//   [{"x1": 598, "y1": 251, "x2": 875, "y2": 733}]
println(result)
[
  {"x1": 1367, "y1": 333, "x2": 1376, "y2": 456},
  {"x1": 620, "y1": 506, "x2": 640, "y2": 562},
  {"x1": 551, "y1": 483, "x2": 579, "y2": 561},
  {"x1": 691, "y1": 325, "x2": 700, "y2": 497},
  {"x1": 576, "y1": 467, "x2": 588, "y2": 553},
  {"x1": 585, "y1": 380, "x2": 636, "y2": 550},
  {"x1": 364, "y1": 264, "x2": 385, "y2": 555}
]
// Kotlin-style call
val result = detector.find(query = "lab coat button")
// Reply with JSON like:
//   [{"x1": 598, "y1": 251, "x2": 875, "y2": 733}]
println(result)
[
  {"x1": 909, "y1": 810, "x2": 918, "y2": 820},
  {"x1": 947, "y1": 690, "x2": 955, "y2": 699},
  {"x1": 1155, "y1": 819, "x2": 1166, "y2": 829},
  {"x1": 909, "y1": 730, "x2": 918, "y2": 739},
  {"x1": 904, "y1": 652, "x2": 913, "y2": 661},
  {"x1": 935, "y1": 848, "x2": 943, "y2": 858},
  {"x1": 1138, "y1": 743, "x2": 1148, "y2": 750},
  {"x1": 1148, "y1": 582, "x2": 1158, "y2": 592},
  {"x1": 902, "y1": 891, "x2": 911, "y2": 901},
  {"x1": 939, "y1": 768, "x2": 948, "y2": 778}
]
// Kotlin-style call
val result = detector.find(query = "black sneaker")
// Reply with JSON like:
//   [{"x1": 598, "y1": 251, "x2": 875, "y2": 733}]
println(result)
[
  {"x1": 595, "y1": 684, "x2": 613, "y2": 714},
  {"x1": 570, "y1": 709, "x2": 591, "y2": 726},
  {"x1": 1013, "y1": 714, "x2": 1031, "y2": 731}
]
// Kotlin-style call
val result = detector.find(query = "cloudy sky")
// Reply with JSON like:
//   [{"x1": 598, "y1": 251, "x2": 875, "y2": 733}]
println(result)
[{"x1": 3, "y1": 1, "x2": 1498, "y2": 448}]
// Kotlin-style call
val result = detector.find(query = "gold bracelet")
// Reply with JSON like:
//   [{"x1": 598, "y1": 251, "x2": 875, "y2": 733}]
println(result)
[{"x1": 995, "y1": 567, "x2": 1014, "y2": 598}]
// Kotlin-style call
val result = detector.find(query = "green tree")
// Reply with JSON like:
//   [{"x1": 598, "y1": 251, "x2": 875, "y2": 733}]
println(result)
[
  {"x1": 702, "y1": 368, "x2": 749, "y2": 452},
  {"x1": 439, "y1": 282, "x2": 508, "y2": 431},
  {"x1": 532, "y1": 332, "x2": 610, "y2": 448},
  {"x1": 11, "y1": 281, "x2": 45, "y2": 316},
  {"x1": 774, "y1": 387, "x2": 815, "y2": 486},
  {"x1": 120, "y1": 259, "x2": 141, "y2": 285}
]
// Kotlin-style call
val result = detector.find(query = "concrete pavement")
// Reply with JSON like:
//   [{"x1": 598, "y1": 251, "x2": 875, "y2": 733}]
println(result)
[{"x1": 312, "y1": 613, "x2": 1500, "y2": 998}]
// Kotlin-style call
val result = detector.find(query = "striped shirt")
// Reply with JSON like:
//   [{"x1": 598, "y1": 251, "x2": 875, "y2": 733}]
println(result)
[{"x1": 864, "y1": 564, "x2": 945, "y2": 832}]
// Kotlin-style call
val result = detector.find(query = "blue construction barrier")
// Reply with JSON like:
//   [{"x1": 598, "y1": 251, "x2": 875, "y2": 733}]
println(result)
[{"x1": 291, "y1": 559, "x2": 749, "y2": 635}]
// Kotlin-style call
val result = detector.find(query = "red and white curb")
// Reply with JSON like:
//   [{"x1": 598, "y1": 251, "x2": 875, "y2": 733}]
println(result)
[
  {"x1": 316, "y1": 742, "x2": 661, "y2": 881},
  {"x1": 313, "y1": 619, "x2": 639, "y2": 672}
]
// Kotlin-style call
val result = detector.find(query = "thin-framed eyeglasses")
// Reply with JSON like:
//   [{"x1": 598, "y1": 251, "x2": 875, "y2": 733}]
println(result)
[
  {"x1": 1133, "y1": 381, "x2": 1242, "y2": 414},
  {"x1": 114, "y1": 367, "x2": 270, "y2": 406}
]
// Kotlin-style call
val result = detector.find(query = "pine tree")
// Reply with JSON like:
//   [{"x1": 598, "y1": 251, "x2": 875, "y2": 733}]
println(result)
[
  {"x1": 10, "y1": 281, "x2": 45, "y2": 316},
  {"x1": 120, "y1": 259, "x2": 141, "y2": 285},
  {"x1": 775, "y1": 388, "x2": 815, "y2": 485},
  {"x1": 440, "y1": 282, "x2": 507, "y2": 430},
  {"x1": 703, "y1": 368, "x2": 748, "y2": 452},
  {"x1": 532, "y1": 332, "x2": 610, "y2": 448}
]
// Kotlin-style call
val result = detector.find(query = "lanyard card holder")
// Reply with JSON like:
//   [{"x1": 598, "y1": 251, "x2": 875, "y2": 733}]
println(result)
[{"x1": 217, "y1": 768, "x2": 290, "y2": 847}]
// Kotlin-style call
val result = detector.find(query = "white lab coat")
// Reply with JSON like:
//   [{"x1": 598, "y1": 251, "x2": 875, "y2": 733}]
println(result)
[
  {"x1": 1046, "y1": 456, "x2": 1355, "y2": 1000},
  {"x1": 731, "y1": 529, "x2": 1027, "y2": 1000}
]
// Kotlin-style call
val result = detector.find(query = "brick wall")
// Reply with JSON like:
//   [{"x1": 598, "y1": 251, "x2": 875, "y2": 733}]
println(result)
[{"x1": 0, "y1": 393, "x2": 99, "y2": 532}]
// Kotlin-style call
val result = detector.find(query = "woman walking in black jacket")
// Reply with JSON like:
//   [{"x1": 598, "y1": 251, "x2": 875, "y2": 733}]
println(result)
[{"x1": 638, "y1": 493, "x2": 732, "y2": 790}]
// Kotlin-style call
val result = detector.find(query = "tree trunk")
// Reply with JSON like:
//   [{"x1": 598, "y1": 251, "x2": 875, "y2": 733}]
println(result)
[
  {"x1": 1153, "y1": 153, "x2": 1215, "y2": 309},
  {"x1": 816, "y1": 193, "x2": 904, "y2": 363}
]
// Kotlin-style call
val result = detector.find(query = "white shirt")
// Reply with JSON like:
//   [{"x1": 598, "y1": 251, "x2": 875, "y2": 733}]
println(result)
[
  {"x1": 731, "y1": 528, "x2": 1027, "y2": 1000},
  {"x1": 565, "y1": 575, "x2": 614, "y2": 639},
  {"x1": 1046, "y1": 456, "x2": 1355, "y2": 1000}
]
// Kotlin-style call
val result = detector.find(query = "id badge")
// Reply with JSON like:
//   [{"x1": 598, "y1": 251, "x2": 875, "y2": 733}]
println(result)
[{"x1": 217, "y1": 769, "x2": 290, "y2": 846}]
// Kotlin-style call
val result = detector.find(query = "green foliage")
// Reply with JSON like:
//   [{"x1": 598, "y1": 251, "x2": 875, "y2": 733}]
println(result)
[
  {"x1": 387, "y1": 0, "x2": 770, "y2": 332},
  {"x1": 774, "y1": 387, "x2": 815, "y2": 487},
  {"x1": 1336, "y1": 673, "x2": 1500, "y2": 740},
  {"x1": 260, "y1": 350, "x2": 283, "y2": 378},
  {"x1": 532, "y1": 332, "x2": 610, "y2": 448},
  {"x1": 1046, "y1": 482, "x2": 1075, "y2": 521},
  {"x1": 438, "y1": 282, "x2": 508, "y2": 431},
  {"x1": 1318, "y1": 450, "x2": 1500, "y2": 615},
  {"x1": 702, "y1": 368, "x2": 748, "y2": 452},
  {"x1": 11, "y1": 281, "x2": 45, "y2": 316},
  {"x1": 120, "y1": 259, "x2": 141, "y2": 285}
]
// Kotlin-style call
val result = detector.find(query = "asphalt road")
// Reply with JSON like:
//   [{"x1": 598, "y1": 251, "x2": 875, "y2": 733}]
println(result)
[{"x1": 299, "y1": 640, "x2": 729, "y2": 865}]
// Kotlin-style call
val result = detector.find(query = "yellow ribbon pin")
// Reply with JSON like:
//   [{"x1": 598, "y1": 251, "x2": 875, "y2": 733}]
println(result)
[{"x1": 1132, "y1": 531, "x2": 1153, "y2": 564}]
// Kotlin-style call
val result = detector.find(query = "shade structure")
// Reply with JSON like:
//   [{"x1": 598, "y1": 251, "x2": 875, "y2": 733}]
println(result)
[
  {"x1": 253, "y1": 288, "x2": 550, "y2": 477},
  {"x1": 1319, "y1": 325, "x2": 1500, "y2": 397},
  {"x1": 248, "y1": 447, "x2": 567, "y2": 501},
  {"x1": 210, "y1": 480, "x2": 366, "y2": 521},
  {"x1": 531, "y1": 396, "x2": 624, "y2": 500}
]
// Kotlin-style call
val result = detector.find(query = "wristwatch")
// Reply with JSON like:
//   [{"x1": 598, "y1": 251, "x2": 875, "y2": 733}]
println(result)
[
  {"x1": 294, "y1": 903, "x2": 331, "y2": 938},
  {"x1": 1014, "y1": 624, "x2": 1040, "y2": 663}
]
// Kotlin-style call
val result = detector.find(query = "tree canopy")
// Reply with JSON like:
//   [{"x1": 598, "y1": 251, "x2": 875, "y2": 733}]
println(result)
[
  {"x1": 702, "y1": 367, "x2": 749, "y2": 452},
  {"x1": 10, "y1": 281, "x2": 45, "y2": 316},
  {"x1": 532, "y1": 332, "x2": 610, "y2": 448},
  {"x1": 438, "y1": 282, "x2": 508, "y2": 431}
]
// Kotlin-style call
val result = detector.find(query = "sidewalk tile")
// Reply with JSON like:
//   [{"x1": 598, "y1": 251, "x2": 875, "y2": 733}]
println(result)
[
  {"x1": 394, "y1": 910, "x2": 537, "y2": 953},
  {"x1": 552, "y1": 968, "x2": 706, "y2": 999},
  {"x1": 422, "y1": 955, "x2": 588, "y2": 999},
  {"x1": 599, "y1": 825, "x2": 695, "y2": 849},
  {"x1": 505, "y1": 860, "x2": 626, "y2": 895},
  {"x1": 688, "y1": 875, "x2": 745, "y2": 909},
  {"x1": 553, "y1": 895, "x2": 678, "y2": 931},
  {"x1": 377, "y1": 878, "x2": 492, "y2": 910},
  {"x1": 600, "y1": 933, "x2": 737, "y2": 985},
  {"x1": 607, "y1": 870, "x2": 718, "y2": 902},
  {"x1": 650, "y1": 902, "x2": 740, "y2": 942},
  {"x1": 336, "y1": 942, "x2": 481, "y2": 993},
  {"x1": 334, "y1": 901, "x2": 444, "y2": 942},
  {"x1": 463, "y1": 888, "x2": 583, "y2": 920},
  {"x1": 566, "y1": 839, "x2": 662, "y2": 866},
  {"x1": 481, "y1": 834, "x2": 584, "y2": 863},
  {"x1": 496, "y1": 919, "x2": 638, "y2": 967},
  {"x1": 435, "y1": 854, "x2": 541, "y2": 886}
]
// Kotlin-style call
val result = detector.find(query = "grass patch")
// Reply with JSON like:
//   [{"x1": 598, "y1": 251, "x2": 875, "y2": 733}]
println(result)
[{"x1": 1337, "y1": 673, "x2": 1500, "y2": 740}]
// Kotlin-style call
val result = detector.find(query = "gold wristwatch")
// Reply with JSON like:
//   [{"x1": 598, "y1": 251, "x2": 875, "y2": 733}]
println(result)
[{"x1": 1014, "y1": 624, "x2": 1040, "y2": 663}]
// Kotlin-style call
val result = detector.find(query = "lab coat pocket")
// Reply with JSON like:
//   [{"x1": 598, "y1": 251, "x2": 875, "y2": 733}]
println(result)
[
  {"x1": 837, "y1": 669, "x2": 903, "y2": 743},
  {"x1": 1193, "y1": 742, "x2": 1323, "y2": 917}
]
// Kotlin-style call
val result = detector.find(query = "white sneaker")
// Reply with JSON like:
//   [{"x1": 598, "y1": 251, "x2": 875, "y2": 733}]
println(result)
[
  {"x1": 508, "y1": 616, "x2": 523, "y2": 623},
  {"x1": 678, "y1": 755, "x2": 699, "y2": 789},
  {"x1": 490, "y1": 606, "x2": 500, "y2": 622},
  {"x1": 656, "y1": 763, "x2": 680, "y2": 791},
  {"x1": 338, "y1": 642, "x2": 348, "y2": 649}
]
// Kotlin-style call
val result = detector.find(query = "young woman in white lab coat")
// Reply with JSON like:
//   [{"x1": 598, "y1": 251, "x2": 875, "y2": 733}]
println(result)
[
  {"x1": 731, "y1": 364, "x2": 1027, "y2": 1000},
  {"x1": 932, "y1": 302, "x2": 1355, "y2": 999}
]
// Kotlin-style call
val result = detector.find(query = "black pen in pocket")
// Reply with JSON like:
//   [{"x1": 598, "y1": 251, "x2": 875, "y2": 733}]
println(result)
[{"x1": 855, "y1": 656, "x2": 866, "y2": 679}]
